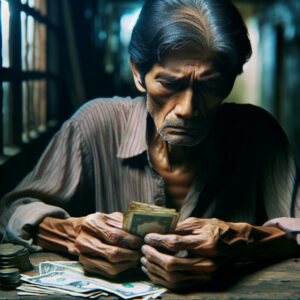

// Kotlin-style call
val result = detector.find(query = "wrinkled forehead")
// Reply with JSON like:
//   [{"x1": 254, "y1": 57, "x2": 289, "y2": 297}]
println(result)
[{"x1": 156, "y1": 48, "x2": 218, "y2": 76}]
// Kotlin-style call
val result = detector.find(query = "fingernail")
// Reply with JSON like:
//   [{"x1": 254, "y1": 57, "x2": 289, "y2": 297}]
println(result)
[
  {"x1": 140, "y1": 257, "x2": 147, "y2": 266},
  {"x1": 141, "y1": 245, "x2": 149, "y2": 254},
  {"x1": 141, "y1": 266, "x2": 148, "y2": 274}
]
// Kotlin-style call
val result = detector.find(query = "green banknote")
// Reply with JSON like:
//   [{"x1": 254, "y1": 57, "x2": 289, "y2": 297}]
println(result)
[{"x1": 123, "y1": 201, "x2": 180, "y2": 237}]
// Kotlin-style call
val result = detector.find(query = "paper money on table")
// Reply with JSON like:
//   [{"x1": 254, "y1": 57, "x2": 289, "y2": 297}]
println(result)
[
  {"x1": 19, "y1": 261, "x2": 167, "y2": 299},
  {"x1": 39, "y1": 260, "x2": 84, "y2": 275},
  {"x1": 123, "y1": 201, "x2": 180, "y2": 237}
]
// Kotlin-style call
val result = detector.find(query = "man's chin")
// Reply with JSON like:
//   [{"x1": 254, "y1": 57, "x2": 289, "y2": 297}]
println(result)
[{"x1": 161, "y1": 134, "x2": 206, "y2": 147}]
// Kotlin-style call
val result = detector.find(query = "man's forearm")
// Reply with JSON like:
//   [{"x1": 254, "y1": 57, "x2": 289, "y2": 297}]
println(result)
[
  {"x1": 36, "y1": 216, "x2": 84, "y2": 255},
  {"x1": 240, "y1": 225, "x2": 300, "y2": 262}
]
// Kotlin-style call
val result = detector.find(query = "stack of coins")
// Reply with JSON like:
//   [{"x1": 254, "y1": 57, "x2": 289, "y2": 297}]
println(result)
[
  {"x1": 0, "y1": 268, "x2": 20, "y2": 290},
  {"x1": 0, "y1": 245, "x2": 20, "y2": 290},
  {"x1": 14, "y1": 245, "x2": 33, "y2": 272},
  {"x1": 0, "y1": 243, "x2": 33, "y2": 289}
]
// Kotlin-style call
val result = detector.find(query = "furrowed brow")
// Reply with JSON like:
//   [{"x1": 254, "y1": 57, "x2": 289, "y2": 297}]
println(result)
[{"x1": 155, "y1": 74, "x2": 185, "y2": 82}]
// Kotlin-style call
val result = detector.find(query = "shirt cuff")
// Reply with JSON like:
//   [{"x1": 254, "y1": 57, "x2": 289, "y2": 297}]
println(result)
[
  {"x1": 263, "y1": 217, "x2": 300, "y2": 245},
  {"x1": 3, "y1": 202, "x2": 70, "y2": 252}
]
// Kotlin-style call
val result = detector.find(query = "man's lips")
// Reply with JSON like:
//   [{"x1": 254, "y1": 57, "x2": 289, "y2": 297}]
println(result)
[
  {"x1": 164, "y1": 126, "x2": 203, "y2": 136},
  {"x1": 164, "y1": 126, "x2": 201, "y2": 131}
]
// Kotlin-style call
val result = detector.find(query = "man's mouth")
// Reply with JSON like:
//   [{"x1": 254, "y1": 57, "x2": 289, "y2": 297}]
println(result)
[{"x1": 164, "y1": 126, "x2": 202, "y2": 136}]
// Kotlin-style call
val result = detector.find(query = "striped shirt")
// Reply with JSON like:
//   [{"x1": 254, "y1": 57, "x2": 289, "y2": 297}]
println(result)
[{"x1": 0, "y1": 96, "x2": 299, "y2": 251}]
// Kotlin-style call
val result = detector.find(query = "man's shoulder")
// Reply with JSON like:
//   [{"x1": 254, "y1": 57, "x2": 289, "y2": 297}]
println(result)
[
  {"x1": 216, "y1": 102, "x2": 288, "y2": 142},
  {"x1": 219, "y1": 102, "x2": 271, "y2": 117},
  {"x1": 218, "y1": 102, "x2": 279, "y2": 128},
  {"x1": 72, "y1": 96, "x2": 144, "y2": 121}
]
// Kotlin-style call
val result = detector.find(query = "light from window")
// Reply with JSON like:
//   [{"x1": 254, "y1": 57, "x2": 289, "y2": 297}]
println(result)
[
  {"x1": 1, "y1": 0, "x2": 10, "y2": 68},
  {"x1": 2, "y1": 82, "x2": 12, "y2": 146},
  {"x1": 120, "y1": 8, "x2": 141, "y2": 45}
]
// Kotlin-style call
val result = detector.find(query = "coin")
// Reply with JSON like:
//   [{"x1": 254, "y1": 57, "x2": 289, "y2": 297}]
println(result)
[
  {"x1": 0, "y1": 268, "x2": 20, "y2": 289},
  {"x1": 0, "y1": 243, "x2": 14, "y2": 250},
  {"x1": 14, "y1": 245, "x2": 33, "y2": 272}
]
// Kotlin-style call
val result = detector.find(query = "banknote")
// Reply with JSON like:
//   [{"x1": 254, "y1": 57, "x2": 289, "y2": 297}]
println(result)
[
  {"x1": 17, "y1": 283, "x2": 107, "y2": 298},
  {"x1": 39, "y1": 261, "x2": 84, "y2": 275},
  {"x1": 21, "y1": 262, "x2": 167, "y2": 299},
  {"x1": 123, "y1": 201, "x2": 180, "y2": 237}
]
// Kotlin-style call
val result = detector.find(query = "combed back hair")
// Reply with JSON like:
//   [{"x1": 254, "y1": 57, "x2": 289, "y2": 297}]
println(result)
[{"x1": 129, "y1": 0, "x2": 252, "y2": 82}]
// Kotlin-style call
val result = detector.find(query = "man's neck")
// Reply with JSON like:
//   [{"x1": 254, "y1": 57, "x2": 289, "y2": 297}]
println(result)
[{"x1": 148, "y1": 131, "x2": 195, "y2": 172}]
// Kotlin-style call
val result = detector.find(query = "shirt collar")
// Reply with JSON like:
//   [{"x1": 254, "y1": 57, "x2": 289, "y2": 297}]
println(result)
[{"x1": 117, "y1": 96, "x2": 148, "y2": 159}]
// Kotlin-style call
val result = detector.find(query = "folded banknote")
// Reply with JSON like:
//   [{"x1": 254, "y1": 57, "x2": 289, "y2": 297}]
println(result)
[{"x1": 123, "y1": 201, "x2": 180, "y2": 237}]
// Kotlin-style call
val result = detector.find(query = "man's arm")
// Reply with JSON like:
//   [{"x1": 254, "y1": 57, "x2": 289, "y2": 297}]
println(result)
[
  {"x1": 0, "y1": 119, "x2": 93, "y2": 251},
  {"x1": 36, "y1": 213, "x2": 143, "y2": 277}
]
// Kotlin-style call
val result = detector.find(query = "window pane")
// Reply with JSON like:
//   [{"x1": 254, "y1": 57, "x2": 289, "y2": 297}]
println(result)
[
  {"x1": 39, "y1": 0, "x2": 47, "y2": 16},
  {"x1": 33, "y1": 0, "x2": 47, "y2": 16},
  {"x1": 1, "y1": 0, "x2": 10, "y2": 68},
  {"x1": 21, "y1": 12, "x2": 28, "y2": 70},
  {"x1": 38, "y1": 23, "x2": 46, "y2": 71},
  {"x1": 22, "y1": 81, "x2": 29, "y2": 143},
  {"x1": 28, "y1": 80, "x2": 38, "y2": 138},
  {"x1": 47, "y1": 79, "x2": 58, "y2": 124},
  {"x1": 27, "y1": 15, "x2": 35, "y2": 70},
  {"x1": 39, "y1": 79, "x2": 47, "y2": 131},
  {"x1": 2, "y1": 82, "x2": 12, "y2": 146},
  {"x1": 28, "y1": 0, "x2": 35, "y2": 8},
  {"x1": 22, "y1": 79, "x2": 47, "y2": 142}
]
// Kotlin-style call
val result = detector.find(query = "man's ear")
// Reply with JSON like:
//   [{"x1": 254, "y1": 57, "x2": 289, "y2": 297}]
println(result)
[{"x1": 130, "y1": 60, "x2": 146, "y2": 93}]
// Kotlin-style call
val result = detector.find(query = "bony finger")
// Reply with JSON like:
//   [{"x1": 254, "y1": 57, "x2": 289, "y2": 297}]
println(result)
[
  {"x1": 76, "y1": 233, "x2": 141, "y2": 263},
  {"x1": 82, "y1": 217, "x2": 143, "y2": 249},
  {"x1": 145, "y1": 233, "x2": 208, "y2": 254},
  {"x1": 142, "y1": 245, "x2": 217, "y2": 274},
  {"x1": 145, "y1": 233, "x2": 185, "y2": 253},
  {"x1": 100, "y1": 226, "x2": 143, "y2": 249},
  {"x1": 80, "y1": 254, "x2": 138, "y2": 277},
  {"x1": 141, "y1": 265, "x2": 211, "y2": 290},
  {"x1": 142, "y1": 245, "x2": 180, "y2": 272}
]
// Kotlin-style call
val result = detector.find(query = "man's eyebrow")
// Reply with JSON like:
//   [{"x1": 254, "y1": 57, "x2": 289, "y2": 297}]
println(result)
[
  {"x1": 154, "y1": 72, "x2": 222, "y2": 82},
  {"x1": 154, "y1": 74, "x2": 185, "y2": 82}
]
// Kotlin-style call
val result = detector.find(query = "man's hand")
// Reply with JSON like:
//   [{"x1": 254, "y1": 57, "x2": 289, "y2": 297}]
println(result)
[
  {"x1": 75, "y1": 212, "x2": 143, "y2": 277},
  {"x1": 141, "y1": 217, "x2": 299, "y2": 289},
  {"x1": 37, "y1": 212, "x2": 143, "y2": 277}
]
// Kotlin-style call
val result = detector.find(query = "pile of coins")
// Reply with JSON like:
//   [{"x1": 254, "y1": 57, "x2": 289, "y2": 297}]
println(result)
[{"x1": 0, "y1": 243, "x2": 33, "y2": 290}]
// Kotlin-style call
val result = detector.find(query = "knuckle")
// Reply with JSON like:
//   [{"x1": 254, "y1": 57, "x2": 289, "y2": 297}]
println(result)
[
  {"x1": 106, "y1": 229, "x2": 121, "y2": 244},
  {"x1": 105, "y1": 247, "x2": 119, "y2": 262},
  {"x1": 164, "y1": 257, "x2": 177, "y2": 272},
  {"x1": 168, "y1": 236, "x2": 183, "y2": 252}
]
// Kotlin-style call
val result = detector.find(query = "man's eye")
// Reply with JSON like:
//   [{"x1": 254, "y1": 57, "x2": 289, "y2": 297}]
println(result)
[{"x1": 159, "y1": 81, "x2": 187, "y2": 92}]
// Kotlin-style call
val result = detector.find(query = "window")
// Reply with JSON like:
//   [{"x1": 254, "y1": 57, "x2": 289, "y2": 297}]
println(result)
[{"x1": 0, "y1": 0, "x2": 60, "y2": 161}]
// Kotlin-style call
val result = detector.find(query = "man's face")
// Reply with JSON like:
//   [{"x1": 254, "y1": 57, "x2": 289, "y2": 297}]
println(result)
[{"x1": 143, "y1": 49, "x2": 234, "y2": 147}]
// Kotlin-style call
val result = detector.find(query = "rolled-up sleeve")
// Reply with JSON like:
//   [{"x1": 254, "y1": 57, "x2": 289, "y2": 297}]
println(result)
[{"x1": 0, "y1": 119, "x2": 94, "y2": 251}]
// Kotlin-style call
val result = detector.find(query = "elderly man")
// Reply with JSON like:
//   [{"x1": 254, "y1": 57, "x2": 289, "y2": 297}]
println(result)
[{"x1": 0, "y1": 0, "x2": 299, "y2": 289}]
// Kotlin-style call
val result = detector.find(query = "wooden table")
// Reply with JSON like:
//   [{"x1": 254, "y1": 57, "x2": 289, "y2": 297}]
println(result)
[{"x1": 0, "y1": 252, "x2": 300, "y2": 299}]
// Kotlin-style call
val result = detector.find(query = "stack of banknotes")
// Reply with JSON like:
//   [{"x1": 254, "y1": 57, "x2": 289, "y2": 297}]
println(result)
[
  {"x1": 18, "y1": 261, "x2": 167, "y2": 299},
  {"x1": 123, "y1": 202, "x2": 180, "y2": 237}
]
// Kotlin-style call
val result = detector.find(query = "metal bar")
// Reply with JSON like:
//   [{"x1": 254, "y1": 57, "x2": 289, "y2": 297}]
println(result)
[
  {"x1": 9, "y1": 0, "x2": 22, "y2": 146},
  {"x1": 0, "y1": 68, "x2": 58, "y2": 80}
]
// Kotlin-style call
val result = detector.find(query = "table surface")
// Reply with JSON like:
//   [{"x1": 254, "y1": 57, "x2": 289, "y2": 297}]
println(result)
[{"x1": 0, "y1": 252, "x2": 300, "y2": 299}]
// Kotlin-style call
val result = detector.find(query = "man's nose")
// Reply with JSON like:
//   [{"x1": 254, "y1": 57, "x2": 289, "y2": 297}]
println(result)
[{"x1": 174, "y1": 88, "x2": 202, "y2": 119}]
